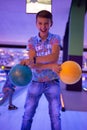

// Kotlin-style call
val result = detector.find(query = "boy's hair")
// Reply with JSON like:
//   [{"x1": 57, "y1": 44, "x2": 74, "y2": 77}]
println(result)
[{"x1": 36, "y1": 10, "x2": 53, "y2": 24}]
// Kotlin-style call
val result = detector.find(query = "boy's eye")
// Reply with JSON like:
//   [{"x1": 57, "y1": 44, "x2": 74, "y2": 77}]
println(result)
[
  {"x1": 39, "y1": 22, "x2": 42, "y2": 25},
  {"x1": 38, "y1": 22, "x2": 48, "y2": 25}
]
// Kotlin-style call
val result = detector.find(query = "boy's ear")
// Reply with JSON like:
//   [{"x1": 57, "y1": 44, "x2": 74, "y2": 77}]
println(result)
[{"x1": 50, "y1": 21, "x2": 53, "y2": 27}]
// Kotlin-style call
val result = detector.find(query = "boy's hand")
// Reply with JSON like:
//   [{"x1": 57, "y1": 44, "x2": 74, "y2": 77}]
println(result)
[
  {"x1": 20, "y1": 59, "x2": 33, "y2": 66},
  {"x1": 51, "y1": 64, "x2": 61, "y2": 75}
]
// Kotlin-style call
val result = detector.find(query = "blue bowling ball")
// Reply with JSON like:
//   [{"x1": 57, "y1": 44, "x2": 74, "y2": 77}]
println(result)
[{"x1": 9, "y1": 64, "x2": 32, "y2": 87}]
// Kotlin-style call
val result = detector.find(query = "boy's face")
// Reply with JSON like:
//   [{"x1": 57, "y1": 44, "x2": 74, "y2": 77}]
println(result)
[{"x1": 36, "y1": 17, "x2": 52, "y2": 37}]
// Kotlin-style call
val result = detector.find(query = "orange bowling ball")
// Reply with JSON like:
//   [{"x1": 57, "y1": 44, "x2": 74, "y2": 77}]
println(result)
[{"x1": 60, "y1": 61, "x2": 82, "y2": 84}]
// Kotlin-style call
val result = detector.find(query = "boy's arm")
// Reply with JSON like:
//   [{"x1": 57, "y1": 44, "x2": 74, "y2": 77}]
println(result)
[
  {"x1": 21, "y1": 42, "x2": 60, "y2": 65},
  {"x1": 28, "y1": 49, "x2": 36, "y2": 60},
  {"x1": 35, "y1": 44, "x2": 60, "y2": 64},
  {"x1": 31, "y1": 63, "x2": 61, "y2": 76},
  {"x1": 20, "y1": 49, "x2": 36, "y2": 65}
]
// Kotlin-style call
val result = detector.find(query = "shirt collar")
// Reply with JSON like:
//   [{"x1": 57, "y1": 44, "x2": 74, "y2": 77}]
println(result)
[{"x1": 37, "y1": 32, "x2": 51, "y2": 42}]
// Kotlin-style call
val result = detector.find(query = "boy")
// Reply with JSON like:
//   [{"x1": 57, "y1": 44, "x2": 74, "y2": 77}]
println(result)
[
  {"x1": 0, "y1": 70, "x2": 18, "y2": 110},
  {"x1": 21, "y1": 10, "x2": 61, "y2": 130}
]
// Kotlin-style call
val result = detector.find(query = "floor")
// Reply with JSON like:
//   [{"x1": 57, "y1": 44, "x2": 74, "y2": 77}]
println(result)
[
  {"x1": 61, "y1": 82, "x2": 87, "y2": 111},
  {"x1": 0, "y1": 84, "x2": 87, "y2": 130}
]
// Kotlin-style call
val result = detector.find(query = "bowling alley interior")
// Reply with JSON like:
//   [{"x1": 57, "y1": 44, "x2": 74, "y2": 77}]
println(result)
[{"x1": 0, "y1": 0, "x2": 87, "y2": 130}]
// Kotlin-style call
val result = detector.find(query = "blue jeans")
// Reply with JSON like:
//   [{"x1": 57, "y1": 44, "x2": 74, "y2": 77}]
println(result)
[{"x1": 21, "y1": 80, "x2": 61, "y2": 130}]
